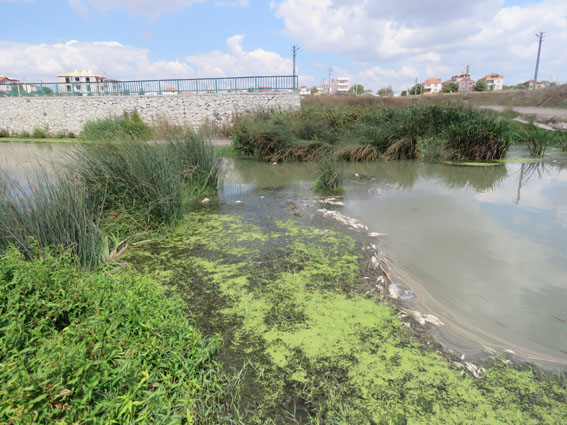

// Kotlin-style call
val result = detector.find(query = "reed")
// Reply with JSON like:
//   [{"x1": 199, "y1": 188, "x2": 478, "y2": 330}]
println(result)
[
  {"x1": 81, "y1": 110, "x2": 151, "y2": 142},
  {"x1": 315, "y1": 156, "x2": 344, "y2": 192},
  {"x1": 516, "y1": 122, "x2": 553, "y2": 157}
]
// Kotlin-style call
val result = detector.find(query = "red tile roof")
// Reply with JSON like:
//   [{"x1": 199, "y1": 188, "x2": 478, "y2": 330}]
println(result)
[{"x1": 424, "y1": 78, "x2": 442, "y2": 84}]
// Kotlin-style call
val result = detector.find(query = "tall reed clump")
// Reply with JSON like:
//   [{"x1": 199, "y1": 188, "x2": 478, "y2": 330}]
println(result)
[
  {"x1": 441, "y1": 111, "x2": 511, "y2": 161},
  {"x1": 67, "y1": 132, "x2": 220, "y2": 234},
  {"x1": 81, "y1": 110, "x2": 151, "y2": 142},
  {"x1": 0, "y1": 248, "x2": 232, "y2": 424},
  {"x1": 315, "y1": 156, "x2": 344, "y2": 193},
  {"x1": 515, "y1": 121, "x2": 553, "y2": 157},
  {"x1": 0, "y1": 171, "x2": 103, "y2": 269},
  {"x1": 556, "y1": 131, "x2": 567, "y2": 151}
]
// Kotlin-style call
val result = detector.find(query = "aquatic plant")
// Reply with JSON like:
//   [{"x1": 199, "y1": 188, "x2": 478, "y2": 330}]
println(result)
[
  {"x1": 0, "y1": 170, "x2": 103, "y2": 269},
  {"x1": 555, "y1": 130, "x2": 567, "y2": 151},
  {"x1": 515, "y1": 122, "x2": 553, "y2": 157},
  {"x1": 81, "y1": 110, "x2": 151, "y2": 142},
  {"x1": 315, "y1": 156, "x2": 344, "y2": 192},
  {"x1": 0, "y1": 248, "x2": 228, "y2": 424}
]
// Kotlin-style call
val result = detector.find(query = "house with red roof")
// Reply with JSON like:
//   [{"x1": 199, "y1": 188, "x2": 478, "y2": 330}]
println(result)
[
  {"x1": 423, "y1": 78, "x2": 442, "y2": 94},
  {"x1": 451, "y1": 72, "x2": 475, "y2": 92},
  {"x1": 479, "y1": 73, "x2": 504, "y2": 91},
  {"x1": 0, "y1": 76, "x2": 19, "y2": 93}
]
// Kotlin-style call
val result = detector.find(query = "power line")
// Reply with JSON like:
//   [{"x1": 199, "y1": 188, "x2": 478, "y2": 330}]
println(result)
[{"x1": 533, "y1": 32, "x2": 545, "y2": 91}]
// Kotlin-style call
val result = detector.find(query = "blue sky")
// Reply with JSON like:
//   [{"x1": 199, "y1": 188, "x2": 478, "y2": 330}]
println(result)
[{"x1": 0, "y1": 0, "x2": 565, "y2": 91}]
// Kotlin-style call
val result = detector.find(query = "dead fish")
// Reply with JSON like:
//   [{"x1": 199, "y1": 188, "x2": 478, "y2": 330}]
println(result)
[
  {"x1": 370, "y1": 256, "x2": 380, "y2": 269},
  {"x1": 403, "y1": 309, "x2": 426, "y2": 326},
  {"x1": 200, "y1": 198, "x2": 210, "y2": 204},
  {"x1": 423, "y1": 314, "x2": 445, "y2": 327},
  {"x1": 368, "y1": 232, "x2": 388, "y2": 237},
  {"x1": 235, "y1": 200, "x2": 243, "y2": 204}
]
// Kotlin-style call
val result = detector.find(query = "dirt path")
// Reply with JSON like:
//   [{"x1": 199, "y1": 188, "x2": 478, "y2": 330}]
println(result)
[{"x1": 483, "y1": 105, "x2": 567, "y2": 130}]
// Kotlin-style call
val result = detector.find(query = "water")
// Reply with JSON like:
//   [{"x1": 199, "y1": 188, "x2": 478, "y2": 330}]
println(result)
[{"x1": 4, "y1": 142, "x2": 567, "y2": 368}]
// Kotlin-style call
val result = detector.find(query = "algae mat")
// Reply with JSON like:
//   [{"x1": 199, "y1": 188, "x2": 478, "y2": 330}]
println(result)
[{"x1": 124, "y1": 201, "x2": 567, "y2": 425}]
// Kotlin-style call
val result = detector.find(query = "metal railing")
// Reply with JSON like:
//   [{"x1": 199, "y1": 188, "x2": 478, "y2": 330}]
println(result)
[{"x1": 0, "y1": 75, "x2": 299, "y2": 97}]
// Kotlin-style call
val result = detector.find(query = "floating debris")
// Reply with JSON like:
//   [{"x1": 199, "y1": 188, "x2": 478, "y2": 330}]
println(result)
[
  {"x1": 423, "y1": 314, "x2": 445, "y2": 327},
  {"x1": 235, "y1": 200, "x2": 243, "y2": 204},
  {"x1": 402, "y1": 309, "x2": 426, "y2": 326},
  {"x1": 317, "y1": 209, "x2": 368, "y2": 231},
  {"x1": 368, "y1": 232, "x2": 388, "y2": 237},
  {"x1": 388, "y1": 283, "x2": 416, "y2": 301},
  {"x1": 200, "y1": 198, "x2": 210, "y2": 204},
  {"x1": 317, "y1": 198, "x2": 345, "y2": 206}
]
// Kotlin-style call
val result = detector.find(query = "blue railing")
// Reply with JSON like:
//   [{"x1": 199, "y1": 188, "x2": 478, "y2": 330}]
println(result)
[{"x1": 0, "y1": 75, "x2": 299, "y2": 97}]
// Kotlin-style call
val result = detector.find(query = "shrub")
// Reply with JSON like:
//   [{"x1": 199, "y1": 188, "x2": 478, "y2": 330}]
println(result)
[
  {"x1": 32, "y1": 127, "x2": 48, "y2": 138},
  {"x1": 81, "y1": 111, "x2": 151, "y2": 142},
  {"x1": 0, "y1": 248, "x2": 222, "y2": 424},
  {"x1": 18, "y1": 131, "x2": 31, "y2": 138},
  {"x1": 555, "y1": 131, "x2": 567, "y2": 151},
  {"x1": 0, "y1": 129, "x2": 9, "y2": 137}
]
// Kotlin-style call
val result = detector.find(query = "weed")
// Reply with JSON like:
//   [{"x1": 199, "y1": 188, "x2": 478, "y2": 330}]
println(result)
[
  {"x1": 315, "y1": 156, "x2": 344, "y2": 192},
  {"x1": 555, "y1": 131, "x2": 567, "y2": 151},
  {"x1": 516, "y1": 121, "x2": 553, "y2": 157},
  {"x1": 0, "y1": 129, "x2": 10, "y2": 137},
  {"x1": 32, "y1": 127, "x2": 48, "y2": 138},
  {"x1": 81, "y1": 110, "x2": 151, "y2": 142}
]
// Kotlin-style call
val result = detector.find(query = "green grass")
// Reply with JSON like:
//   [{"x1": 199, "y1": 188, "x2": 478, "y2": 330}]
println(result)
[
  {"x1": 81, "y1": 110, "x2": 151, "y2": 142},
  {"x1": 0, "y1": 138, "x2": 87, "y2": 143},
  {"x1": 0, "y1": 248, "x2": 231, "y2": 424}
]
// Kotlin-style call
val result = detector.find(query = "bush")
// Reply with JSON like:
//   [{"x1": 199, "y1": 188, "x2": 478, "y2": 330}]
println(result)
[
  {"x1": 556, "y1": 131, "x2": 567, "y2": 151},
  {"x1": 32, "y1": 127, "x2": 48, "y2": 138},
  {"x1": 0, "y1": 129, "x2": 10, "y2": 137},
  {"x1": 0, "y1": 248, "x2": 222, "y2": 424},
  {"x1": 81, "y1": 111, "x2": 151, "y2": 142}
]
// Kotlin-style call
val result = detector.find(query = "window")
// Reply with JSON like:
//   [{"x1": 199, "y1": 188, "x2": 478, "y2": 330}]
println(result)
[
  {"x1": 65, "y1": 77, "x2": 70, "y2": 83},
  {"x1": 76, "y1": 85, "x2": 81, "y2": 91},
  {"x1": 75, "y1": 77, "x2": 80, "y2": 82},
  {"x1": 66, "y1": 85, "x2": 71, "y2": 92},
  {"x1": 86, "y1": 77, "x2": 90, "y2": 82}
]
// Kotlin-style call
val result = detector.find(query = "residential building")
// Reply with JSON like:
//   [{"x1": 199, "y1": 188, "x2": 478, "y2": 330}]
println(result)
[
  {"x1": 330, "y1": 77, "x2": 350, "y2": 94},
  {"x1": 479, "y1": 73, "x2": 504, "y2": 91},
  {"x1": 451, "y1": 72, "x2": 475, "y2": 91},
  {"x1": 522, "y1": 79, "x2": 549, "y2": 90},
  {"x1": 0, "y1": 76, "x2": 19, "y2": 93},
  {"x1": 423, "y1": 78, "x2": 443, "y2": 94},
  {"x1": 56, "y1": 70, "x2": 108, "y2": 95},
  {"x1": 317, "y1": 83, "x2": 330, "y2": 95},
  {"x1": 298, "y1": 85, "x2": 311, "y2": 96}
]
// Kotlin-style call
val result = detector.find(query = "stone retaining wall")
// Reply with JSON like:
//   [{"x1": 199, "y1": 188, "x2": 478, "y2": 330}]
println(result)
[{"x1": 0, "y1": 92, "x2": 300, "y2": 135}]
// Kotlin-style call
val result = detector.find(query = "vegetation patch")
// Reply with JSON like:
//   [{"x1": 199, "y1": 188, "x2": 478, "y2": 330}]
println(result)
[
  {"x1": 124, "y1": 209, "x2": 567, "y2": 424},
  {"x1": 0, "y1": 248, "x2": 234, "y2": 424}
]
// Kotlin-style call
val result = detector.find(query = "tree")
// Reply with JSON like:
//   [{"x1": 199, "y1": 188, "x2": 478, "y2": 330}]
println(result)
[
  {"x1": 442, "y1": 81, "x2": 459, "y2": 93},
  {"x1": 408, "y1": 84, "x2": 423, "y2": 95},
  {"x1": 377, "y1": 86, "x2": 393, "y2": 97},
  {"x1": 401, "y1": 90, "x2": 407, "y2": 97},
  {"x1": 348, "y1": 84, "x2": 365, "y2": 95},
  {"x1": 474, "y1": 79, "x2": 488, "y2": 92},
  {"x1": 311, "y1": 86, "x2": 319, "y2": 95}
]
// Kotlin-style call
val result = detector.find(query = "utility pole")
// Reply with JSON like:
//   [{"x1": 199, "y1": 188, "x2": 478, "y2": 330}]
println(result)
[
  {"x1": 328, "y1": 67, "x2": 332, "y2": 95},
  {"x1": 533, "y1": 32, "x2": 545, "y2": 91},
  {"x1": 414, "y1": 77, "x2": 418, "y2": 96},
  {"x1": 292, "y1": 45, "x2": 300, "y2": 89},
  {"x1": 464, "y1": 65, "x2": 470, "y2": 97}
]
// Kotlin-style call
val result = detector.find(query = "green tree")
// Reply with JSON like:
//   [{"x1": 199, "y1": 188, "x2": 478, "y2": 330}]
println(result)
[
  {"x1": 377, "y1": 86, "x2": 394, "y2": 97},
  {"x1": 474, "y1": 79, "x2": 488, "y2": 91},
  {"x1": 442, "y1": 81, "x2": 459, "y2": 93},
  {"x1": 348, "y1": 84, "x2": 365, "y2": 95},
  {"x1": 401, "y1": 90, "x2": 407, "y2": 97},
  {"x1": 311, "y1": 86, "x2": 319, "y2": 95},
  {"x1": 408, "y1": 84, "x2": 423, "y2": 95}
]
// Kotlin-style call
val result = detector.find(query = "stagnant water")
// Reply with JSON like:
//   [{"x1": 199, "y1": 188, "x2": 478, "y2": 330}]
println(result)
[{"x1": 3, "y1": 141, "x2": 567, "y2": 368}]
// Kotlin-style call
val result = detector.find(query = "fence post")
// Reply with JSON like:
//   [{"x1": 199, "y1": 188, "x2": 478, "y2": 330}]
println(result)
[
  {"x1": 88, "y1": 81, "x2": 92, "y2": 96},
  {"x1": 158, "y1": 80, "x2": 161, "y2": 95},
  {"x1": 177, "y1": 79, "x2": 180, "y2": 95},
  {"x1": 215, "y1": 79, "x2": 218, "y2": 93}
]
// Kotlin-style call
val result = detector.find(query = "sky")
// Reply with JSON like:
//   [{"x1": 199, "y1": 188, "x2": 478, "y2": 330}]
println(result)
[{"x1": 0, "y1": 0, "x2": 565, "y2": 92}]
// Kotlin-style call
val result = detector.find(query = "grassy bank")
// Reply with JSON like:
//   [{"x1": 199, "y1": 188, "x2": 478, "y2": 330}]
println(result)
[
  {"x1": 124, "y1": 209, "x2": 567, "y2": 424},
  {"x1": 231, "y1": 102, "x2": 513, "y2": 162},
  {"x1": 0, "y1": 248, "x2": 240, "y2": 424}
]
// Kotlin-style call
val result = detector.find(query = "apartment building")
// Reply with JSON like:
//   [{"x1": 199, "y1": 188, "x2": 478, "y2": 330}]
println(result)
[
  {"x1": 57, "y1": 71, "x2": 108, "y2": 95},
  {"x1": 331, "y1": 77, "x2": 350, "y2": 94},
  {"x1": 479, "y1": 73, "x2": 504, "y2": 91},
  {"x1": 423, "y1": 78, "x2": 443, "y2": 94}
]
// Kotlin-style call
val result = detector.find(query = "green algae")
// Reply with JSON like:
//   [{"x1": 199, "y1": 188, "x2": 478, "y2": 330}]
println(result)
[{"x1": 123, "y1": 209, "x2": 567, "y2": 424}]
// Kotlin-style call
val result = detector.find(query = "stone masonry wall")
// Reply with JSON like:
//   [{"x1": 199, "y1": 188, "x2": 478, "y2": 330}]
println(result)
[{"x1": 0, "y1": 92, "x2": 300, "y2": 135}]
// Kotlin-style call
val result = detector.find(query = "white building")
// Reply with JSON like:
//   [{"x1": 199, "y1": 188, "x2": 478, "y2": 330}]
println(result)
[
  {"x1": 298, "y1": 86, "x2": 311, "y2": 95},
  {"x1": 479, "y1": 73, "x2": 504, "y2": 91},
  {"x1": 0, "y1": 76, "x2": 19, "y2": 93},
  {"x1": 331, "y1": 77, "x2": 350, "y2": 94},
  {"x1": 57, "y1": 71, "x2": 108, "y2": 95},
  {"x1": 423, "y1": 78, "x2": 443, "y2": 94}
]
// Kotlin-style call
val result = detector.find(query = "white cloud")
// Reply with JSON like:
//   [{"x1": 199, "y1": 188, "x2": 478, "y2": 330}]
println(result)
[
  {"x1": 186, "y1": 34, "x2": 293, "y2": 77},
  {"x1": 0, "y1": 40, "x2": 194, "y2": 81},
  {"x1": 273, "y1": 0, "x2": 567, "y2": 90},
  {"x1": 0, "y1": 36, "x2": 296, "y2": 83}
]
